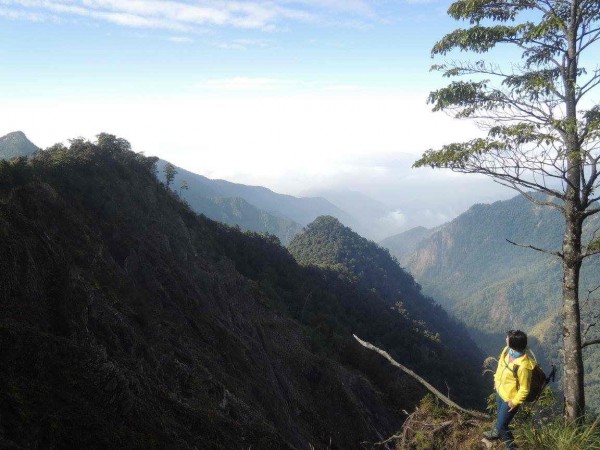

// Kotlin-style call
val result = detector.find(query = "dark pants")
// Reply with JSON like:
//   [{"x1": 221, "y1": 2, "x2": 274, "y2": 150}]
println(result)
[{"x1": 495, "y1": 393, "x2": 519, "y2": 449}]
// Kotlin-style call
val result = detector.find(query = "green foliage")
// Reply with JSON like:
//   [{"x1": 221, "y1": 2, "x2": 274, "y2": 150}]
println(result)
[
  {"x1": 418, "y1": 0, "x2": 600, "y2": 196},
  {"x1": 0, "y1": 156, "x2": 32, "y2": 187},
  {"x1": 287, "y1": 215, "x2": 489, "y2": 407},
  {"x1": 192, "y1": 196, "x2": 302, "y2": 245},
  {"x1": 516, "y1": 417, "x2": 600, "y2": 450},
  {"x1": 588, "y1": 238, "x2": 600, "y2": 253},
  {"x1": 417, "y1": 3, "x2": 600, "y2": 421},
  {"x1": 395, "y1": 395, "x2": 489, "y2": 450},
  {"x1": 289, "y1": 216, "x2": 421, "y2": 301},
  {"x1": 154, "y1": 160, "x2": 303, "y2": 244},
  {"x1": 398, "y1": 391, "x2": 600, "y2": 450}
]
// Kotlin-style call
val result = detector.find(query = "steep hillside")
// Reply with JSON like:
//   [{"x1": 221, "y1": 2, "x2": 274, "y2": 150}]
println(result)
[
  {"x1": 380, "y1": 226, "x2": 434, "y2": 260},
  {"x1": 397, "y1": 194, "x2": 600, "y2": 411},
  {"x1": 155, "y1": 160, "x2": 352, "y2": 228},
  {"x1": 0, "y1": 135, "x2": 486, "y2": 449},
  {"x1": 0, "y1": 131, "x2": 39, "y2": 160},
  {"x1": 287, "y1": 216, "x2": 487, "y2": 407}
]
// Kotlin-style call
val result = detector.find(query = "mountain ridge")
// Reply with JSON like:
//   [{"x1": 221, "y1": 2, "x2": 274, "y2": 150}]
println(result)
[
  {"x1": 287, "y1": 215, "x2": 488, "y2": 407},
  {"x1": 0, "y1": 131, "x2": 39, "y2": 160},
  {"x1": 0, "y1": 135, "x2": 487, "y2": 448},
  {"x1": 155, "y1": 159, "x2": 351, "y2": 244},
  {"x1": 156, "y1": 159, "x2": 352, "y2": 226}
]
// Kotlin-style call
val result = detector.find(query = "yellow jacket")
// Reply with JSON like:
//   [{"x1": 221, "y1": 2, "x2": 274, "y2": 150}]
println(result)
[{"x1": 493, "y1": 346, "x2": 535, "y2": 406}]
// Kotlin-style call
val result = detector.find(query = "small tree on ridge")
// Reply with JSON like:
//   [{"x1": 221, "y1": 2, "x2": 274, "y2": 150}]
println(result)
[{"x1": 164, "y1": 162, "x2": 177, "y2": 189}]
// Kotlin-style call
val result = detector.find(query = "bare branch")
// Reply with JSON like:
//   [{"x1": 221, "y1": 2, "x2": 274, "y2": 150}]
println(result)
[
  {"x1": 492, "y1": 178, "x2": 566, "y2": 207},
  {"x1": 581, "y1": 249, "x2": 600, "y2": 259},
  {"x1": 577, "y1": 69, "x2": 600, "y2": 100},
  {"x1": 582, "y1": 339, "x2": 600, "y2": 349},
  {"x1": 583, "y1": 322, "x2": 596, "y2": 338},
  {"x1": 583, "y1": 207, "x2": 600, "y2": 218},
  {"x1": 353, "y1": 334, "x2": 490, "y2": 420},
  {"x1": 506, "y1": 239, "x2": 564, "y2": 259}
]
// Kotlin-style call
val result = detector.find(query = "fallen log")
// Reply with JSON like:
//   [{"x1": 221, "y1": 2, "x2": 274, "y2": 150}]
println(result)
[{"x1": 353, "y1": 334, "x2": 491, "y2": 420}]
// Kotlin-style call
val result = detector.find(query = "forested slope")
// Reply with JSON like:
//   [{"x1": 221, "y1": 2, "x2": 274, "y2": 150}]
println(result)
[
  {"x1": 288, "y1": 216, "x2": 487, "y2": 407},
  {"x1": 0, "y1": 135, "x2": 487, "y2": 449}
]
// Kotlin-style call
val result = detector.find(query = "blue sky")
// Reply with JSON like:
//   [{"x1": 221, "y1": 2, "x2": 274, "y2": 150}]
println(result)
[
  {"x1": 0, "y1": 0, "x2": 452, "y2": 99},
  {"x1": 0, "y1": 0, "x2": 525, "y2": 237}
]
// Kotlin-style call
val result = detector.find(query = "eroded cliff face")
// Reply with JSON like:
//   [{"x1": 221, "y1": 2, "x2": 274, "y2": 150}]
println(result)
[
  {"x1": 407, "y1": 230, "x2": 455, "y2": 280},
  {"x1": 0, "y1": 144, "x2": 416, "y2": 449}
]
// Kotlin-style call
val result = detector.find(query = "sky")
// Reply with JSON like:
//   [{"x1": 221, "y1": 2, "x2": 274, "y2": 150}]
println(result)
[{"x1": 0, "y1": 0, "x2": 523, "y2": 237}]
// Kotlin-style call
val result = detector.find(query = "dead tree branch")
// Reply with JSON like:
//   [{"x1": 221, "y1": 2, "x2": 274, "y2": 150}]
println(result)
[
  {"x1": 353, "y1": 334, "x2": 491, "y2": 420},
  {"x1": 506, "y1": 239, "x2": 563, "y2": 258}
]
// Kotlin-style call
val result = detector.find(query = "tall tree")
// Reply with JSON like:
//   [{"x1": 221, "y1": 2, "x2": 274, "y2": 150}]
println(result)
[
  {"x1": 414, "y1": 0, "x2": 600, "y2": 422},
  {"x1": 164, "y1": 162, "x2": 177, "y2": 189}
]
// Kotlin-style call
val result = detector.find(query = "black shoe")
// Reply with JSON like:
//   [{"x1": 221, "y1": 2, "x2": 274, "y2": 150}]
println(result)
[{"x1": 482, "y1": 429, "x2": 500, "y2": 440}]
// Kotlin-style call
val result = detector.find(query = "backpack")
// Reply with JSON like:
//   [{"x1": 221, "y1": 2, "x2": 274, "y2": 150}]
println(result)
[{"x1": 512, "y1": 363, "x2": 556, "y2": 402}]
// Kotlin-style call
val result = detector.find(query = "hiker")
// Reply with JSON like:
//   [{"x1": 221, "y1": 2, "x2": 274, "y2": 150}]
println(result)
[{"x1": 483, "y1": 329, "x2": 534, "y2": 449}]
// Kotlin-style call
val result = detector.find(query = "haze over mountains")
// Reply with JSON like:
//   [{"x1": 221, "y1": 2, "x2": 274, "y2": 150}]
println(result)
[
  {"x1": 3, "y1": 130, "x2": 599, "y2": 425},
  {"x1": 0, "y1": 131, "x2": 515, "y2": 243},
  {"x1": 155, "y1": 159, "x2": 351, "y2": 245}
]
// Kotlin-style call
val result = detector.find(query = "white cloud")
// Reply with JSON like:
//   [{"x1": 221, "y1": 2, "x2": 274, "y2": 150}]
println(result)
[
  {"x1": 0, "y1": 89, "x2": 516, "y2": 233},
  {"x1": 195, "y1": 77, "x2": 372, "y2": 93},
  {"x1": 323, "y1": 84, "x2": 360, "y2": 92},
  {"x1": 0, "y1": 0, "x2": 376, "y2": 31},
  {"x1": 0, "y1": 5, "x2": 54, "y2": 22},
  {"x1": 197, "y1": 77, "x2": 296, "y2": 91},
  {"x1": 168, "y1": 35, "x2": 194, "y2": 43},
  {"x1": 0, "y1": 90, "x2": 479, "y2": 179},
  {"x1": 211, "y1": 37, "x2": 271, "y2": 50}
]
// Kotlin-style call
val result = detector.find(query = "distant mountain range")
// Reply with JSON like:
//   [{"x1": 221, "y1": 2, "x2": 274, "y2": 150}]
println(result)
[
  {"x1": 0, "y1": 132, "x2": 352, "y2": 245},
  {"x1": 0, "y1": 131, "x2": 39, "y2": 160},
  {"x1": 155, "y1": 159, "x2": 352, "y2": 245},
  {"x1": 380, "y1": 193, "x2": 600, "y2": 412}
]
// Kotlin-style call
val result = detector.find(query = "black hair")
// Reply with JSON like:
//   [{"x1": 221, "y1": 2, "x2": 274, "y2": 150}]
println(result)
[{"x1": 507, "y1": 329, "x2": 527, "y2": 352}]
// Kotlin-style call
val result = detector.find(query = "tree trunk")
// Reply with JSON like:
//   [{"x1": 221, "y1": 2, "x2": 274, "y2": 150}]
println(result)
[
  {"x1": 561, "y1": 3, "x2": 586, "y2": 422},
  {"x1": 562, "y1": 199, "x2": 586, "y2": 422}
]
